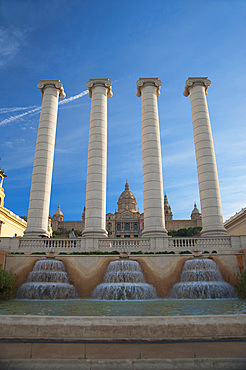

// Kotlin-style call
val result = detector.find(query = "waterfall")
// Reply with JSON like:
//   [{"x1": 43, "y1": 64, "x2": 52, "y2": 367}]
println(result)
[
  {"x1": 92, "y1": 260, "x2": 157, "y2": 300},
  {"x1": 16, "y1": 260, "x2": 78, "y2": 299},
  {"x1": 170, "y1": 259, "x2": 236, "y2": 299}
]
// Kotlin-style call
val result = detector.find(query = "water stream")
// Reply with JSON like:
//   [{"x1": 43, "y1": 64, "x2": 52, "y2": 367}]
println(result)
[
  {"x1": 170, "y1": 259, "x2": 236, "y2": 299},
  {"x1": 16, "y1": 260, "x2": 78, "y2": 299},
  {"x1": 92, "y1": 260, "x2": 157, "y2": 300}
]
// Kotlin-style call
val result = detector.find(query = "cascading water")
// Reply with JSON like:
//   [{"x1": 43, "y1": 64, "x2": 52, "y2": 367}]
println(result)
[
  {"x1": 16, "y1": 260, "x2": 78, "y2": 299},
  {"x1": 170, "y1": 258, "x2": 236, "y2": 299},
  {"x1": 92, "y1": 260, "x2": 157, "y2": 300}
]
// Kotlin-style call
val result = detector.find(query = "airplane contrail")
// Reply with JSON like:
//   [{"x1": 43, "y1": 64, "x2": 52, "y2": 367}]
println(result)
[
  {"x1": 59, "y1": 90, "x2": 89, "y2": 105},
  {"x1": 0, "y1": 90, "x2": 89, "y2": 127},
  {"x1": 0, "y1": 105, "x2": 38, "y2": 114},
  {"x1": 0, "y1": 106, "x2": 41, "y2": 126}
]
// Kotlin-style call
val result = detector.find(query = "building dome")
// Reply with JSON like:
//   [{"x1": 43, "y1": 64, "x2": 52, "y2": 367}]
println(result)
[
  {"x1": 117, "y1": 181, "x2": 137, "y2": 212},
  {"x1": 191, "y1": 203, "x2": 202, "y2": 220},
  {"x1": 53, "y1": 204, "x2": 64, "y2": 221}
]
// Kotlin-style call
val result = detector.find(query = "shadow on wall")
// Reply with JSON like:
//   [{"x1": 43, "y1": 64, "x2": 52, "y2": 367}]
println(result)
[
  {"x1": 60, "y1": 256, "x2": 118, "y2": 298},
  {"x1": 3, "y1": 254, "x2": 243, "y2": 298},
  {"x1": 135, "y1": 257, "x2": 190, "y2": 297}
]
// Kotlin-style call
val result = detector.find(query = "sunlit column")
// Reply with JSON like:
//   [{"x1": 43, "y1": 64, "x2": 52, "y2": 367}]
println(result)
[
  {"x1": 136, "y1": 78, "x2": 167, "y2": 237},
  {"x1": 83, "y1": 79, "x2": 113, "y2": 237},
  {"x1": 183, "y1": 77, "x2": 227, "y2": 236},
  {"x1": 24, "y1": 80, "x2": 65, "y2": 238}
]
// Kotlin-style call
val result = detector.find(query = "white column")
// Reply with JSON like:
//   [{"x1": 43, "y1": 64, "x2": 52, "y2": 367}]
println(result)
[
  {"x1": 24, "y1": 80, "x2": 65, "y2": 238},
  {"x1": 136, "y1": 78, "x2": 167, "y2": 237},
  {"x1": 183, "y1": 77, "x2": 227, "y2": 236},
  {"x1": 82, "y1": 79, "x2": 112, "y2": 238}
]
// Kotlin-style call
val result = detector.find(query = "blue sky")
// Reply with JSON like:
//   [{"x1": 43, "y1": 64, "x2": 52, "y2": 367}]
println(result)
[{"x1": 0, "y1": 0, "x2": 245, "y2": 223}]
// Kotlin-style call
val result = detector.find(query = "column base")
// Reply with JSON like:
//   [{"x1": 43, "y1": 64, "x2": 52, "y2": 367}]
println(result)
[
  {"x1": 201, "y1": 227, "x2": 228, "y2": 237},
  {"x1": 82, "y1": 228, "x2": 108, "y2": 238},
  {"x1": 142, "y1": 228, "x2": 168, "y2": 238},
  {"x1": 23, "y1": 229, "x2": 50, "y2": 239}
]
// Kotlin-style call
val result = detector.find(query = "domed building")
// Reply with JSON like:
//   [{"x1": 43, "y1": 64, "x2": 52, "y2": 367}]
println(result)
[
  {"x1": 53, "y1": 204, "x2": 64, "y2": 222},
  {"x1": 51, "y1": 180, "x2": 202, "y2": 236},
  {"x1": 106, "y1": 181, "x2": 144, "y2": 238},
  {"x1": 51, "y1": 204, "x2": 84, "y2": 233},
  {"x1": 191, "y1": 203, "x2": 202, "y2": 221}
]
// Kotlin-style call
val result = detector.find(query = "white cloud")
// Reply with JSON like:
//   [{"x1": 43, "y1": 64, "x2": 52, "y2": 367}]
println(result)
[{"x1": 0, "y1": 26, "x2": 28, "y2": 67}]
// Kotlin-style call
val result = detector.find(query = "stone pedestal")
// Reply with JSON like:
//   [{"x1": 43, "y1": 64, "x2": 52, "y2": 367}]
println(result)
[
  {"x1": 184, "y1": 77, "x2": 227, "y2": 236},
  {"x1": 24, "y1": 80, "x2": 65, "y2": 238},
  {"x1": 82, "y1": 79, "x2": 112, "y2": 238},
  {"x1": 136, "y1": 78, "x2": 167, "y2": 237}
]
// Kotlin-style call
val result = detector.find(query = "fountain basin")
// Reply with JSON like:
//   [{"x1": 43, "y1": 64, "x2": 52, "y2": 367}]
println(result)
[
  {"x1": 1, "y1": 314, "x2": 246, "y2": 342},
  {"x1": 170, "y1": 258, "x2": 236, "y2": 299},
  {"x1": 92, "y1": 260, "x2": 157, "y2": 300},
  {"x1": 1, "y1": 298, "x2": 245, "y2": 316},
  {"x1": 16, "y1": 260, "x2": 78, "y2": 299}
]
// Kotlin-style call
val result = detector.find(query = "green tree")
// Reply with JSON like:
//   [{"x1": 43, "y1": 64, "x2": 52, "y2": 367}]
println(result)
[
  {"x1": 235, "y1": 270, "x2": 246, "y2": 300},
  {"x1": 168, "y1": 227, "x2": 202, "y2": 237},
  {"x1": 0, "y1": 266, "x2": 16, "y2": 300}
]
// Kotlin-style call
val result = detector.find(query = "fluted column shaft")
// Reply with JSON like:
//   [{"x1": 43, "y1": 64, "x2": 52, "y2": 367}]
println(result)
[
  {"x1": 24, "y1": 80, "x2": 65, "y2": 238},
  {"x1": 136, "y1": 78, "x2": 167, "y2": 237},
  {"x1": 83, "y1": 79, "x2": 112, "y2": 237},
  {"x1": 184, "y1": 77, "x2": 227, "y2": 236}
]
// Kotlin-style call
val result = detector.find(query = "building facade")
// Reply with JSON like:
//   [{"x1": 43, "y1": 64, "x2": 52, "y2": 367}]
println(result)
[
  {"x1": 224, "y1": 208, "x2": 246, "y2": 236},
  {"x1": 51, "y1": 181, "x2": 202, "y2": 236},
  {"x1": 0, "y1": 170, "x2": 27, "y2": 237}
]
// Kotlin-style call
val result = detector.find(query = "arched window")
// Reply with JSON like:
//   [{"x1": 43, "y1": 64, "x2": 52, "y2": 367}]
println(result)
[
  {"x1": 117, "y1": 224, "x2": 121, "y2": 231},
  {"x1": 134, "y1": 224, "x2": 138, "y2": 231},
  {"x1": 125, "y1": 223, "x2": 130, "y2": 231}
]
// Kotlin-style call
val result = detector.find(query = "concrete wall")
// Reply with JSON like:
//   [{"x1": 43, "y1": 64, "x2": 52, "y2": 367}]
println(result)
[{"x1": 4, "y1": 253, "x2": 245, "y2": 298}]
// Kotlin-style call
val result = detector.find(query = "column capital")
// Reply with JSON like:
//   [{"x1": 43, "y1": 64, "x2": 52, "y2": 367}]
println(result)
[
  {"x1": 183, "y1": 77, "x2": 211, "y2": 97},
  {"x1": 136, "y1": 78, "x2": 162, "y2": 97},
  {"x1": 37, "y1": 80, "x2": 66, "y2": 99},
  {"x1": 86, "y1": 78, "x2": 113, "y2": 98}
]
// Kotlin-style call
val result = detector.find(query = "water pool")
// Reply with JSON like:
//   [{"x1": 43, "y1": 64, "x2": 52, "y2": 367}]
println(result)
[{"x1": 0, "y1": 298, "x2": 245, "y2": 316}]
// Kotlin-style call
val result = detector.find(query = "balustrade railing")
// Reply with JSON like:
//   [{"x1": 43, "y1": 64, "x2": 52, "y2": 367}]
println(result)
[
  {"x1": 168, "y1": 237, "x2": 231, "y2": 251},
  {"x1": 0, "y1": 235, "x2": 237, "y2": 254},
  {"x1": 98, "y1": 238, "x2": 150, "y2": 251},
  {"x1": 19, "y1": 238, "x2": 79, "y2": 251}
]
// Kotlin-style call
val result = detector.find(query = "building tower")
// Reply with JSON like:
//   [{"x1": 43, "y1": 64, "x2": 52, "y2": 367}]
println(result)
[
  {"x1": 0, "y1": 169, "x2": 7, "y2": 208},
  {"x1": 164, "y1": 194, "x2": 173, "y2": 221}
]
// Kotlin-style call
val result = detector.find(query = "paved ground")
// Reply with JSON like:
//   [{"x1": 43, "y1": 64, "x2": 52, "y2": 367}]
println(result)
[{"x1": 0, "y1": 340, "x2": 246, "y2": 369}]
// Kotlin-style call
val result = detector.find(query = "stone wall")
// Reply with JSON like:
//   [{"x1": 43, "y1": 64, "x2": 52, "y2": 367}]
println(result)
[
  {"x1": 52, "y1": 220, "x2": 84, "y2": 232},
  {"x1": 166, "y1": 219, "x2": 202, "y2": 231},
  {"x1": 5, "y1": 253, "x2": 245, "y2": 298}
]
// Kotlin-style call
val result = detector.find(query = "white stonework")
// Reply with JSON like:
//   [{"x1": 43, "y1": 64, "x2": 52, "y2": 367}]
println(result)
[
  {"x1": 82, "y1": 79, "x2": 113, "y2": 238},
  {"x1": 24, "y1": 80, "x2": 65, "y2": 238},
  {"x1": 136, "y1": 78, "x2": 167, "y2": 237},
  {"x1": 184, "y1": 77, "x2": 227, "y2": 236}
]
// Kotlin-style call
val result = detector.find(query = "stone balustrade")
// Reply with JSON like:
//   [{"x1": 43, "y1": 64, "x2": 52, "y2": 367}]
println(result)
[
  {"x1": 98, "y1": 238, "x2": 151, "y2": 252},
  {"x1": 169, "y1": 237, "x2": 231, "y2": 252},
  {"x1": 19, "y1": 238, "x2": 79, "y2": 252},
  {"x1": 0, "y1": 235, "x2": 244, "y2": 254}
]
